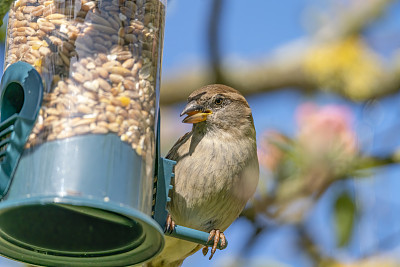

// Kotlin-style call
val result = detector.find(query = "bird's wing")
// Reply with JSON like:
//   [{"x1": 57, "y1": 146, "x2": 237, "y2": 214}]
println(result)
[{"x1": 165, "y1": 131, "x2": 192, "y2": 161}]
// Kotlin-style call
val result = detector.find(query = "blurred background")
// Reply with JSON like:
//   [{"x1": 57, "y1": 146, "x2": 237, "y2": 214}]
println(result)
[{"x1": 2, "y1": 0, "x2": 400, "y2": 266}]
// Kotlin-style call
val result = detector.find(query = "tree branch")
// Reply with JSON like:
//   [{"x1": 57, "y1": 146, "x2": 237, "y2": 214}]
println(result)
[
  {"x1": 160, "y1": 0, "x2": 398, "y2": 105},
  {"x1": 207, "y1": 0, "x2": 225, "y2": 84}
]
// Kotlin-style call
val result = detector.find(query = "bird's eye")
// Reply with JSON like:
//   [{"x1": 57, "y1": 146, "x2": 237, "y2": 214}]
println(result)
[{"x1": 214, "y1": 97, "x2": 223, "y2": 105}]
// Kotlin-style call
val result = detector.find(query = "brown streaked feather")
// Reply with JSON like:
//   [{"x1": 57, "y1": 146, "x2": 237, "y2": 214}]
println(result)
[{"x1": 166, "y1": 132, "x2": 192, "y2": 161}]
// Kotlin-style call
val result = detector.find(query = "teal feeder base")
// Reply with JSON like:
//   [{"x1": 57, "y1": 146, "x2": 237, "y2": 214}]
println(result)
[
  {"x1": 0, "y1": 134, "x2": 164, "y2": 266},
  {"x1": 0, "y1": 196, "x2": 163, "y2": 266}
]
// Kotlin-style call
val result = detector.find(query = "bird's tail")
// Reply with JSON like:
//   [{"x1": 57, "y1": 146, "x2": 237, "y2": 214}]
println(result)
[{"x1": 143, "y1": 259, "x2": 184, "y2": 267}]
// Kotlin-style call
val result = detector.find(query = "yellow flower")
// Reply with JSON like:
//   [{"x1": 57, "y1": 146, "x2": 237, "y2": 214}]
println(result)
[{"x1": 304, "y1": 36, "x2": 383, "y2": 100}]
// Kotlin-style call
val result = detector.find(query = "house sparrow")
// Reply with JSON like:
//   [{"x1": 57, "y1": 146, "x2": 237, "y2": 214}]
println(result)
[{"x1": 147, "y1": 84, "x2": 259, "y2": 266}]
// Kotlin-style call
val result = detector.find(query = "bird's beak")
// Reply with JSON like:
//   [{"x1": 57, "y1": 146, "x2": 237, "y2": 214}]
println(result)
[{"x1": 180, "y1": 102, "x2": 212, "y2": 124}]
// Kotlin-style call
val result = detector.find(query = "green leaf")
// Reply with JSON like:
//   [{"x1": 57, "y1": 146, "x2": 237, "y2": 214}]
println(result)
[
  {"x1": 0, "y1": 22, "x2": 6, "y2": 42},
  {"x1": 0, "y1": 0, "x2": 13, "y2": 27},
  {"x1": 334, "y1": 191, "x2": 356, "y2": 247}
]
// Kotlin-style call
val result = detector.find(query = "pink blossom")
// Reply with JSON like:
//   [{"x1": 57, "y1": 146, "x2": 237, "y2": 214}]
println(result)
[
  {"x1": 258, "y1": 130, "x2": 288, "y2": 171},
  {"x1": 296, "y1": 102, "x2": 357, "y2": 158}
]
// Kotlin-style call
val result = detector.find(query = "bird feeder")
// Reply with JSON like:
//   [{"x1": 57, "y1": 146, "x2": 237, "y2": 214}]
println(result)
[{"x1": 0, "y1": 0, "x2": 225, "y2": 266}]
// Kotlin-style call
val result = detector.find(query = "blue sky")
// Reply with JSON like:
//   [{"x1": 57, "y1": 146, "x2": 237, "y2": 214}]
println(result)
[{"x1": 162, "y1": 0, "x2": 309, "y2": 72}]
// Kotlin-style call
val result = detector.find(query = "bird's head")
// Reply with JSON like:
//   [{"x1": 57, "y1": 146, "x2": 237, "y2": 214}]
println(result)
[{"x1": 180, "y1": 84, "x2": 254, "y2": 132}]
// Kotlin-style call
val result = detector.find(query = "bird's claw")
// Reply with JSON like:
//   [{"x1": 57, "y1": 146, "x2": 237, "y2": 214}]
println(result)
[
  {"x1": 164, "y1": 214, "x2": 175, "y2": 234},
  {"x1": 202, "y1": 229, "x2": 226, "y2": 260}
]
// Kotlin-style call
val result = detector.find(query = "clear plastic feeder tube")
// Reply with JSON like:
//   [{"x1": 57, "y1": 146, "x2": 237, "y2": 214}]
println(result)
[
  {"x1": 4, "y1": 0, "x2": 165, "y2": 197},
  {"x1": 5, "y1": 0, "x2": 164, "y2": 152}
]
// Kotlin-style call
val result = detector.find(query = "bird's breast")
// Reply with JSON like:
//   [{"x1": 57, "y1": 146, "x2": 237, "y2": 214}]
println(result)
[{"x1": 169, "y1": 133, "x2": 259, "y2": 232}]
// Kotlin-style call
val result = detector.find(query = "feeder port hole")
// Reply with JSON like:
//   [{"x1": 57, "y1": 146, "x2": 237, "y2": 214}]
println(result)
[{"x1": 1, "y1": 82, "x2": 25, "y2": 122}]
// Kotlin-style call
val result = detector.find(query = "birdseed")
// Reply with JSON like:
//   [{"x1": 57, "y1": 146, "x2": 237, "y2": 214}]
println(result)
[{"x1": 5, "y1": 0, "x2": 165, "y2": 157}]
